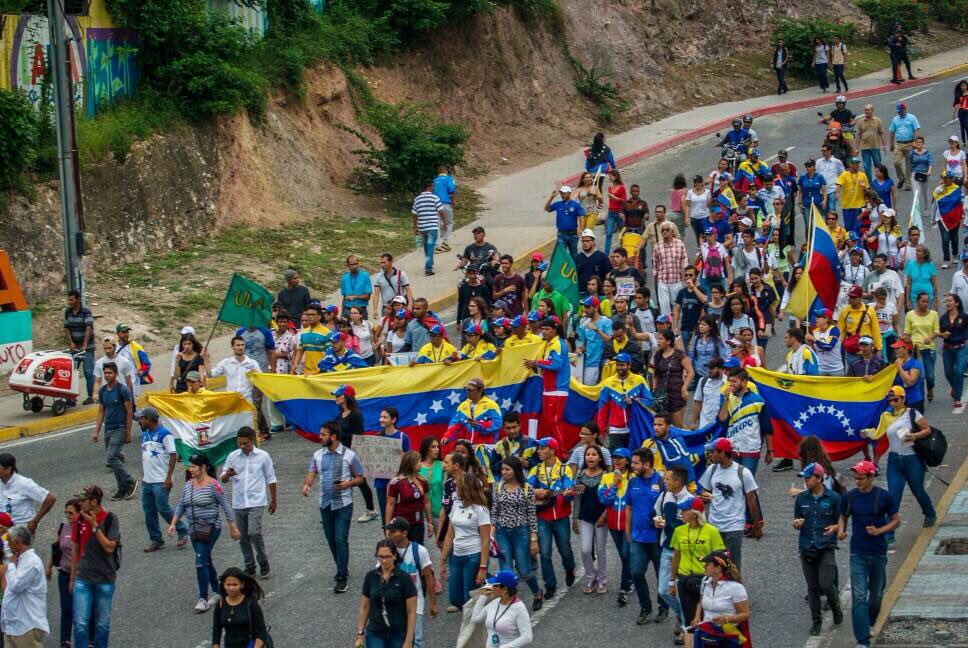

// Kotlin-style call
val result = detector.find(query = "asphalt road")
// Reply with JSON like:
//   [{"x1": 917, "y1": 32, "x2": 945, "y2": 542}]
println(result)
[{"x1": 8, "y1": 78, "x2": 967, "y2": 648}]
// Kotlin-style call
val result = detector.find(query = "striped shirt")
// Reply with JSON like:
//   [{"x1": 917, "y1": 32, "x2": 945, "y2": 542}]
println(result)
[
  {"x1": 173, "y1": 480, "x2": 235, "y2": 530},
  {"x1": 411, "y1": 191, "x2": 443, "y2": 232},
  {"x1": 309, "y1": 444, "x2": 365, "y2": 510}
]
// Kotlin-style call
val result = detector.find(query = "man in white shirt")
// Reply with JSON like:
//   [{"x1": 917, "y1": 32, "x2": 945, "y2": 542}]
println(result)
[
  {"x1": 138, "y1": 406, "x2": 187, "y2": 552},
  {"x1": 0, "y1": 454, "x2": 55, "y2": 534},
  {"x1": 864, "y1": 254, "x2": 905, "y2": 315},
  {"x1": 698, "y1": 438, "x2": 762, "y2": 571},
  {"x1": 372, "y1": 253, "x2": 413, "y2": 313},
  {"x1": 384, "y1": 516, "x2": 437, "y2": 647},
  {"x1": 221, "y1": 426, "x2": 277, "y2": 578},
  {"x1": 1, "y1": 526, "x2": 48, "y2": 647},
  {"x1": 815, "y1": 146, "x2": 845, "y2": 213},
  {"x1": 951, "y1": 251, "x2": 968, "y2": 306},
  {"x1": 205, "y1": 336, "x2": 261, "y2": 402},
  {"x1": 691, "y1": 357, "x2": 726, "y2": 428},
  {"x1": 92, "y1": 338, "x2": 135, "y2": 400}
]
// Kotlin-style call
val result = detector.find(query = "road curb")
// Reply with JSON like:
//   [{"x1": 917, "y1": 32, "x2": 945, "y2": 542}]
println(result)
[{"x1": 558, "y1": 61, "x2": 968, "y2": 188}]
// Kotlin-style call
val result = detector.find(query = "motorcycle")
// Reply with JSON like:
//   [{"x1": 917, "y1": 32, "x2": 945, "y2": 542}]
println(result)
[
  {"x1": 715, "y1": 133, "x2": 741, "y2": 174},
  {"x1": 818, "y1": 112, "x2": 854, "y2": 162}
]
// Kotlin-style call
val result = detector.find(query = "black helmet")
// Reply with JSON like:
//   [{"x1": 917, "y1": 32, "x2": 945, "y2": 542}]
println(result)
[
  {"x1": 731, "y1": 117, "x2": 742, "y2": 127},
  {"x1": 742, "y1": 114, "x2": 753, "y2": 124}
]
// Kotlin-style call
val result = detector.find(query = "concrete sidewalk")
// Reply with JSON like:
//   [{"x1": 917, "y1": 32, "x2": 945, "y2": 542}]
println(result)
[{"x1": 2, "y1": 46, "x2": 967, "y2": 438}]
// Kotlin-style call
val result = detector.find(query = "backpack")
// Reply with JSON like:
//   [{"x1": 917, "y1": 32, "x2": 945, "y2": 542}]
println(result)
[
  {"x1": 909, "y1": 408, "x2": 947, "y2": 467},
  {"x1": 105, "y1": 512, "x2": 122, "y2": 571},
  {"x1": 704, "y1": 244, "x2": 724, "y2": 281},
  {"x1": 587, "y1": 145, "x2": 609, "y2": 168}
]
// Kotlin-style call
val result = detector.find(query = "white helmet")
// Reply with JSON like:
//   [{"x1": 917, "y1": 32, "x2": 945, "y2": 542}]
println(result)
[{"x1": 835, "y1": 95, "x2": 847, "y2": 104}]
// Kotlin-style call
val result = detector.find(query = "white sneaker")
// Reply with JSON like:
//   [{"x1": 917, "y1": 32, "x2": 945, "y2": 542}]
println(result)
[
  {"x1": 208, "y1": 593, "x2": 221, "y2": 606},
  {"x1": 357, "y1": 510, "x2": 377, "y2": 523},
  {"x1": 194, "y1": 598, "x2": 209, "y2": 613}
]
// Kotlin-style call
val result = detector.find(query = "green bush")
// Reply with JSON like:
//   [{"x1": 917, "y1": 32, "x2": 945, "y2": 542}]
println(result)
[
  {"x1": 0, "y1": 89, "x2": 38, "y2": 190},
  {"x1": 771, "y1": 18, "x2": 859, "y2": 79},
  {"x1": 75, "y1": 90, "x2": 182, "y2": 164},
  {"x1": 855, "y1": 0, "x2": 927, "y2": 43},
  {"x1": 345, "y1": 101, "x2": 469, "y2": 195},
  {"x1": 925, "y1": 0, "x2": 968, "y2": 29}
]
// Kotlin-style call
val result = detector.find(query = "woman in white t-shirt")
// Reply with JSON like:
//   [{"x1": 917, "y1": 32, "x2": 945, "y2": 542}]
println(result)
[
  {"x1": 684, "y1": 174, "x2": 711, "y2": 245},
  {"x1": 693, "y1": 550, "x2": 750, "y2": 643},
  {"x1": 440, "y1": 473, "x2": 491, "y2": 610},
  {"x1": 942, "y1": 136, "x2": 968, "y2": 180},
  {"x1": 471, "y1": 570, "x2": 533, "y2": 648},
  {"x1": 862, "y1": 385, "x2": 937, "y2": 526}
]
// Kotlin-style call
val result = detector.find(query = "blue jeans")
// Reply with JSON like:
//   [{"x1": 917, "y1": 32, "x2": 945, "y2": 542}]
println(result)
[
  {"x1": 608, "y1": 528, "x2": 632, "y2": 591},
  {"x1": 887, "y1": 452, "x2": 936, "y2": 519},
  {"x1": 832, "y1": 63, "x2": 848, "y2": 90},
  {"x1": 557, "y1": 231, "x2": 578, "y2": 258},
  {"x1": 942, "y1": 345, "x2": 967, "y2": 402},
  {"x1": 849, "y1": 553, "x2": 887, "y2": 646},
  {"x1": 658, "y1": 547, "x2": 684, "y2": 623},
  {"x1": 73, "y1": 578, "x2": 115, "y2": 648},
  {"x1": 920, "y1": 349, "x2": 936, "y2": 392},
  {"x1": 448, "y1": 551, "x2": 483, "y2": 609},
  {"x1": 843, "y1": 208, "x2": 862, "y2": 234},
  {"x1": 825, "y1": 192, "x2": 836, "y2": 215},
  {"x1": 321, "y1": 504, "x2": 354, "y2": 582},
  {"x1": 192, "y1": 525, "x2": 221, "y2": 598},
  {"x1": 605, "y1": 211, "x2": 623, "y2": 255},
  {"x1": 420, "y1": 229, "x2": 438, "y2": 273},
  {"x1": 815, "y1": 63, "x2": 828, "y2": 90},
  {"x1": 365, "y1": 630, "x2": 405, "y2": 648},
  {"x1": 861, "y1": 149, "x2": 882, "y2": 182},
  {"x1": 536, "y1": 518, "x2": 575, "y2": 589},
  {"x1": 78, "y1": 350, "x2": 95, "y2": 398},
  {"x1": 939, "y1": 224, "x2": 960, "y2": 263},
  {"x1": 58, "y1": 569, "x2": 73, "y2": 643},
  {"x1": 495, "y1": 525, "x2": 541, "y2": 594},
  {"x1": 629, "y1": 540, "x2": 666, "y2": 612},
  {"x1": 142, "y1": 481, "x2": 186, "y2": 543}
]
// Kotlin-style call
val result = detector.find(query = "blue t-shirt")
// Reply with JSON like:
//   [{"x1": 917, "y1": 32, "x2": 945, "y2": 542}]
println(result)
[
  {"x1": 98, "y1": 382, "x2": 132, "y2": 429},
  {"x1": 889, "y1": 114, "x2": 921, "y2": 142},
  {"x1": 433, "y1": 174, "x2": 456, "y2": 204},
  {"x1": 870, "y1": 177, "x2": 894, "y2": 208},
  {"x1": 374, "y1": 431, "x2": 412, "y2": 490},
  {"x1": 339, "y1": 270, "x2": 373, "y2": 309},
  {"x1": 797, "y1": 172, "x2": 826, "y2": 208},
  {"x1": 577, "y1": 316, "x2": 612, "y2": 368},
  {"x1": 909, "y1": 149, "x2": 933, "y2": 175},
  {"x1": 547, "y1": 200, "x2": 585, "y2": 232},
  {"x1": 626, "y1": 472, "x2": 662, "y2": 543},
  {"x1": 841, "y1": 486, "x2": 897, "y2": 556},
  {"x1": 701, "y1": 217, "x2": 731, "y2": 243},
  {"x1": 904, "y1": 261, "x2": 937, "y2": 302},
  {"x1": 895, "y1": 358, "x2": 925, "y2": 403}
]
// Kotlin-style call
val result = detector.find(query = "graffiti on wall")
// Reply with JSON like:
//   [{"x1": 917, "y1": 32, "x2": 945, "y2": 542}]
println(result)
[
  {"x1": 84, "y1": 28, "x2": 137, "y2": 118},
  {"x1": 8, "y1": 14, "x2": 85, "y2": 109},
  {"x1": 207, "y1": 0, "x2": 267, "y2": 36}
]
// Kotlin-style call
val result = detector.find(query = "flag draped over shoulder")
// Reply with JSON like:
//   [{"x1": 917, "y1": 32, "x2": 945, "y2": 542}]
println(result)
[
  {"x1": 933, "y1": 182, "x2": 964, "y2": 232},
  {"x1": 218, "y1": 274, "x2": 273, "y2": 328},
  {"x1": 546, "y1": 242, "x2": 580, "y2": 311},
  {"x1": 786, "y1": 204, "x2": 841, "y2": 319},
  {"x1": 147, "y1": 391, "x2": 255, "y2": 466},
  {"x1": 746, "y1": 366, "x2": 894, "y2": 460}
]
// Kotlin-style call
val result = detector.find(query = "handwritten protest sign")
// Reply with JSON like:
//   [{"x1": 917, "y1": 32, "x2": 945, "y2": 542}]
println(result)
[{"x1": 353, "y1": 434, "x2": 404, "y2": 480}]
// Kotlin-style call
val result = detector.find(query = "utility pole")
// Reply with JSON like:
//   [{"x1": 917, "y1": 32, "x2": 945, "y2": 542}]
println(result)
[{"x1": 47, "y1": 0, "x2": 85, "y2": 294}]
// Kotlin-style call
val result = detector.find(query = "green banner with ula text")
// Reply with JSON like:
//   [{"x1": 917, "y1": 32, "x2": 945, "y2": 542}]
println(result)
[{"x1": 217, "y1": 274, "x2": 272, "y2": 328}]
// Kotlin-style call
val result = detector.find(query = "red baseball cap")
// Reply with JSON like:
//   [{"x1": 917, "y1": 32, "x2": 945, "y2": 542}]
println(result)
[
  {"x1": 331, "y1": 385, "x2": 356, "y2": 398},
  {"x1": 536, "y1": 437, "x2": 559, "y2": 451},
  {"x1": 850, "y1": 460, "x2": 877, "y2": 475},
  {"x1": 707, "y1": 438, "x2": 733, "y2": 453},
  {"x1": 0, "y1": 512, "x2": 11, "y2": 528},
  {"x1": 531, "y1": 252, "x2": 544, "y2": 261}
]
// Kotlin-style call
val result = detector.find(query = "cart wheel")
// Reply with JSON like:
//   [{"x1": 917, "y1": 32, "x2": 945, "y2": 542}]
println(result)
[
  {"x1": 29, "y1": 396, "x2": 44, "y2": 413},
  {"x1": 51, "y1": 400, "x2": 67, "y2": 416},
  {"x1": 22, "y1": 394, "x2": 30, "y2": 411}
]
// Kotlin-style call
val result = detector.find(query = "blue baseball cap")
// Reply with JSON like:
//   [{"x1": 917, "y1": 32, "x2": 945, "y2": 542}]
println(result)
[
  {"x1": 723, "y1": 356, "x2": 741, "y2": 368},
  {"x1": 486, "y1": 570, "x2": 519, "y2": 589},
  {"x1": 960, "y1": 250, "x2": 968, "y2": 262},
  {"x1": 612, "y1": 447, "x2": 632, "y2": 459},
  {"x1": 581, "y1": 296, "x2": 600, "y2": 308},
  {"x1": 799, "y1": 462, "x2": 825, "y2": 478},
  {"x1": 754, "y1": 235, "x2": 767, "y2": 244},
  {"x1": 323, "y1": 304, "x2": 338, "y2": 314},
  {"x1": 464, "y1": 323, "x2": 484, "y2": 336},
  {"x1": 537, "y1": 261, "x2": 549, "y2": 272},
  {"x1": 326, "y1": 330, "x2": 348, "y2": 343},
  {"x1": 614, "y1": 352, "x2": 632, "y2": 364},
  {"x1": 677, "y1": 497, "x2": 704, "y2": 512},
  {"x1": 394, "y1": 308, "x2": 410, "y2": 319},
  {"x1": 526, "y1": 310, "x2": 540, "y2": 322},
  {"x1": 536, "y1": 437, "x2": 559, "y2": 450},
  {"x1": 493, "y1": 317, "x2": 511, "y2": 329},
  {"x1": 704, "y1": 226, "x2": 715, "y2": 235},
  {"x1": 509, "y1": 315, "x2": 526, "y2": 328},
  {"x1": 749, "y1": 148, "x2": 760, "y2": 157},
  {"x1": 428, "y1": 324, "x2": 444, "y2": 336},
  {"x1": 656, "y1": 314, "x2": 671, "y2": 324},
  {"x1": 331, "y1": 384, "x2": 356, "y2": 397}
]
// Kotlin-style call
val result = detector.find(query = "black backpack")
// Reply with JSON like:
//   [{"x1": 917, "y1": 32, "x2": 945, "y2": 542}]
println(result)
[{"x1": 909, "y1": 409, "x2": 947, "y2": 467}]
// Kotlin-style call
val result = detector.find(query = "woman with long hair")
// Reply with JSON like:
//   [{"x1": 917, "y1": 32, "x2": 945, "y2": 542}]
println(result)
[
  {"x1": 906, "y1": 292, "x2": 941, "y2": 404},
  {"x1": 601, "y1": 278, "x2": 617, "y2": 317},
  {"x1": 940, "y1": 293, "x2": 968, "y2": 408},
  {"x1": 436, "y1": 451, "x2": 468, "y2": 552},
  {"x1": 374, "y1": 408, "x2": 412, "y2": 524},
  {"x1": 943, "y1": 135, "x2": 968, "y2": 187},
  {"x1": 460, "y1": 296, "x2": 491, "y2": 347},
  {"x1": 385, "y1": 451, "x2": 433, "y2": 544},
  {"x1": 356, "y1": 539, "x2": 417, "y2": 648},
  {"x1": 172, "y1": 333, "x2": 205, "y2": 393},
  {"x1": 719, "y1": 296, "x2": 759, "y2": 347},
  {"x1": 870, "y1": 163, "x2": 897, "y2": 210},
  {"x1": 735, "y1": 326, "x2": 766, "y2": 368},
  {"x1": 954, "y1": 79, "x2": 968, "y2": 145},
  {"x1": 605, "y1": 168, "x2": 627, "y2": 255},
  {"x1": 440, "y1": 473, "x2": 492, "y2": 610},
  {"x1": 683, "y1": 174, "x2": 712, "y2": 245},
  {"x1": 536, "y1": 297, "x2": 557, "y2": 321},
  {"x1": 585, "y1": 132, "x2": 616, "y2": 188},
  {"x1": 669, "y1": 173, "x2": 688, "y2": 232},
  {"x1": 471, "y1": 570, "x2": 533, "y2": 647},
  {"x1": 867, "y1": 206, "x2": 903, "y2": 269},
  {"x1": 383, "y1": 308, "x2": 411, "y2": 361},
  {"x1": 337, "y1": 318, "x2": 361, "y2": 354},
  {"x1": 169, "y1": 454, "x2": 240, "y2": 613},
  {"x1": 693, "y1": 551, "x2": 750, "y2": 648},
  {"x1": 267, "y1": 311, "x2": 297, "y2": 432},
  {"x1": 212, "y1": 567, "x2": 269, "y2": 648},
  {"x1": 348, "y1": 306, "x2": 376, "y2": 366},
  {"x1": 812, "y1": 35, "x2": 830, "y2": 92},
  {"x1": 491, "y1": 456, "x2": 543, "y2": 610},
  {"x1": 708, "y1": 158, "x2": 729, "y2": 192},
  {"x1": 688, "y1": 316, "x2": 729, "y2": 383},
  {"x1": 892, "y1": 337, "x2": 925, "y2": 413},
  {"x1": 910, "y1": 136, "x2": 933, "y2": 215},
  {"x1": 46, "y1": 499, "x2": 81, "y2": 647},
  {"x1": 418, "y1": 436, "x2": 444, "y2": 524},
  {"x1": 572, "y1": 445, "x2": 609, "y2": 594},
  {"x1": 585, "y1": 276, "x2": 610, "y2": 317},
  {"x1": 788, "y1": 435, "x2": 842, "y2": 494},
  {"x1": 331, "y1": 386, "x2": 378, "y2": 523},
  {"x1": 703, "y1": 284, "x2": 728, "y2": 323},
  {"x1": 670, "y1": 498, "x2": 725, "y2": 648},
  {"x1": 575, "y1": 171, "x2": 603, "y2": 233},
  {"x1": 652, "y1": 330, "x2": 693, "y2": 426}
]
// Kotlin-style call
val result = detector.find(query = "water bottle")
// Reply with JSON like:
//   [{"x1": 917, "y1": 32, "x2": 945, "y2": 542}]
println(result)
[{"x1": 415, "y1": 234, "x2": 422, "y2": 250}]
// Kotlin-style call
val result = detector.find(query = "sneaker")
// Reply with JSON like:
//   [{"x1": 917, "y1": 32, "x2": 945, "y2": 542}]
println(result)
[
  {"x1": 772, "y1": 459, "x2": 794, "y2": 472},
  {"x1": 655, "y1": 608, "x2": 669, "y2": 623},
  {"x1": 440, "y1": 242, "x2": 451, "y2": 252},
  {"x1": 334, "y1": 580, "x2": 349, "y2": 594},
  {"x1": 177, "y1": 535, "x2": 189, "y2": 549},
  {"x1": 425, "y1": 270, "x2": 435, "y2": 276},
  {"x1": 270, "y1": 425, "x2": 283, "y2": 433},
  {"x1": 244, "y1": 566, "x2": 256, "y2": 577},
  {"x1": 82, "y1": 397, "x2": 95, "y2": 405},
  {"x1": 565, "y1": 570, "x2": 576, "y2": 587},
  {"x1": 446, "y1": 604, "x2": 459, "y2": 613},
  {"x1": 121, "y1": 479, "x2": 139, "y2": 500},
  {"x1": 434, "y1": 246, "x2": 446, "y2": 253},
  {"x1": 260, "y1": 564, "x2": 271, "y2": 579},
  {"x1": 193, "y1": 598, "x2": 209, "y2": 613},
  {"x1": 897, "y1": 179, "x2": 905, "y2": 189},
  {"x1": 810, "y1": 620, "x2": 822, "y2": 636},
  {"x1": 636, "y1": 609, "x2": 652, "y2": 625},
  {"x1": 923, "y1": 515, "x2": 937, "y2": 527},
  {"x1": 674, "y1": 623, "x2": 685, "y2": 645},
  {"x1": 833, "y1": 605, "x2": 844, "y2": 625},
  {"x1": 942, "y1": 262, "x2": 950, "y2": 269},
  {"x1": 583, "y1": 582, "x2": 595, "y2": 594},
  {"x1": 544, "y1": 585, "x2": 556, "y2": 600},
  {"x1": 597, "y1": 582, "x2": 608, "y2": 594},
  {"x1": 357, "y1": 510, "x2": 378, "y2": 523},
  {"x1": 955, "y1": 401, "x2": 963, "y2": 409},
  {"x1": 208, "y1": 593, "x2": 221, "y2": 606},
  {"x1": 109, "y1": 490, "x2": 125, "y2": 501},
  {"x1": 143, "y1": 541, "x2": 164, "y2": 553},
  {"x1": 532, "y1": 593, "x2": 543, "y2": 612},
  {"x1": 616, "y1": 589, "x2": 629, "y2": 606},
  {"x1": 928, "y1": 388, "x2": 934, "y2": 402}
]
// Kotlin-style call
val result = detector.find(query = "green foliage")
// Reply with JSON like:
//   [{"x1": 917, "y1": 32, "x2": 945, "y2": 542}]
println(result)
[
  {"x1": 572, "y1": 60, "x2": 627, "y2": 124},
  {"x1": 924, "y1": 0, "x2": 968, "y2": 29},
  {"x1": 75, "y1": 91, "x2": 182, "y2": 164},
  {"x1": 345, "y1": 101, "x2": 469, "y2": 195},
  {"x1": 855, "y1": 0, "x2": 927, "y2": 42},
  {"x1": 771, "y1": 18, "x2": 859, "y2": 78},
  {"x1": 0, "y1": 89, "x2": 38, "y2": 191}
]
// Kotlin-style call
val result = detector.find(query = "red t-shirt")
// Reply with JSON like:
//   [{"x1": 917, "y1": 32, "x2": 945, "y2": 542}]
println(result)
[
  {"x1": 387, "y1": 477, "x2": 424, "y2": 524},
  {"x1": 608, "y1": 184, "x2": 627, "y2": 212}
]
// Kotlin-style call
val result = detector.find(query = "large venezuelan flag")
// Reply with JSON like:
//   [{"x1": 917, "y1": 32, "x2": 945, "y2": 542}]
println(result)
[
  {"x1": 747, "y1": 366, "x2": 894, "y2": 461},
  {"x1": 933, "y1": 181, "x2": 964, "y2": 232},
  {"x1": 786, "y1": 204, "x2": 841, "y2": 319}
]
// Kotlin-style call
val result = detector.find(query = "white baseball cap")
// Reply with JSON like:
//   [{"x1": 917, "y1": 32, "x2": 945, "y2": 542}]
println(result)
[
  {"x1": 740, "y1": 217, "x2": 753, "y2": 227},
  {"x1": 180, "y1": 326, "x2": 195, "y2": 335},
  {"x1": 580, "y1": 228, "x2": 596, "y2": 239},
  {"x1": 559, "y1": 185, "x2": 572, "y2": 193},
  {"x1": 950, "y1": 135, "x2": 961, "y2": 143}
]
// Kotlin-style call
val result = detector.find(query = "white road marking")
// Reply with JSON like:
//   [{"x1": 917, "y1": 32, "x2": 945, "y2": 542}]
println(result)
[
  {"x1": 765, "y1": 146, "x2": 795, "y2": 163},
  {"x1": 942, "y1": 118, "x2": 958, "y2": 127},
  {"x1": 802, "y1": 585, "x2": 852, "y2": 648},
  {"x1": 899, "y1": 88, "x2": 931, "y2": 102},
  {"x1": 530, "y1": 566, "x2": 585, "y2": 626},
  {"x1": 0, "y1": 423, "x2": 93, "y2": 448}
]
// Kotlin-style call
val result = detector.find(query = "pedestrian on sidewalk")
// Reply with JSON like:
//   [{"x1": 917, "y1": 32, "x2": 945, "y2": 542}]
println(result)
[
  {"x1": 0, "y1": 454, "x2": 56, "y2": 533},
  {"x1": 412, "y1": 180, "x2": 447, "y2": 277},
  {"x1": 585, "y1": 132, "x2": 616, "y2": 192},
  {"x1": 70, "y1": 485, "x2": 121, "y2": 648},
  {"x1": 137, "y1": 406, "x2": 187, "y2": 553},
  {"x1": 220, "y1": 426, "x2": 277, "y2": 579},
  {"x1": 887, "y1": 27, "x2": 915, "y2": 83},
  {"x1": 831, "y1": 35, "x2": 849, "y2": 92},
  {"x1": 792, "y1": 463, "x2": 844, "y2": 636},
  {"x1": 2, "y1": 526, "x2": 48, "y2": 648},
  {"x1": 812, "y1": 36, "x2": 830, "y2": 93},
  {"x1": 773, "y1": 39, "x2": 789, "y2": 94},
  {"x1": 434, "y1": 165, "x2": 457, "y2": 252},
  {"x1": 837, "y1": 460, "x2": 899, "y2": 648},
  {"x1": 545, "y1": 186, "x2": 585, "y2": 258},
  {"x1": 64, "y1": 289, "x2": 96, "y2": 405},
  {"x1": 93, "y1": 364, "x2": 137, "y2": 501},
  {"x1": 889, "y1": 103, "x2": 920, "y2": 190},
  {"x1": 954, "y1": 79, "x2": 968, "y2": 145}
]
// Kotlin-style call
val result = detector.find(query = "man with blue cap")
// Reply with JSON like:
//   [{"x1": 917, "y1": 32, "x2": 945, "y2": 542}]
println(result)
[
  {"x1": 597, "y1": 353, "x2": 652, "y2": 451},
  {"x1": 576, "y1": 296, "x2": 612, "y2": 385},
  {"x1": 412, "y1": 325, "x2": 458, "y2": 365},
  {"x1": 504, "y1": 314, "x2": 541, "y2": 348},
  {"x1": 443, "y1": 378, "x2": 503, "y2": 447},
  {"x1": 318, "y1": 331, "x2": 368, "y2": 373},
  {"x1": 459, "y1": 324, "x2": 497, "y2": 361}
]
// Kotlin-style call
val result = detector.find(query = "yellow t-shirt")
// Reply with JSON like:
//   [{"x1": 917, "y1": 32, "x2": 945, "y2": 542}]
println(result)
[
  {"x1": 903, "y1": 309, "x2": 940, "y2": 351},
  {"x1": 670, "y1": 523, "x2": 725, "y2": 575},
  {"x1": 836, "y1": 170, "x2": 869, "y2": 209}
]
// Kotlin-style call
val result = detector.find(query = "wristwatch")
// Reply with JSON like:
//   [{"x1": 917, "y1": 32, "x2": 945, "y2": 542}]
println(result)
[{"x1": 92, "y1": 526, "x2": 100, "y2": 533}]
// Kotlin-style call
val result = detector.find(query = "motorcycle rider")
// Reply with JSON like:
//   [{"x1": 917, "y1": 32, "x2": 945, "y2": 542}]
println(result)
[
  {"x1": 818, "y1": 96, "x2": 857, "y2": 157},
  {"x1": 742, "y1": 115, "x2": 759, "y2": 150},
  {"x1": 716, "y1": 118, "x2": 751, "y2": 163}
]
